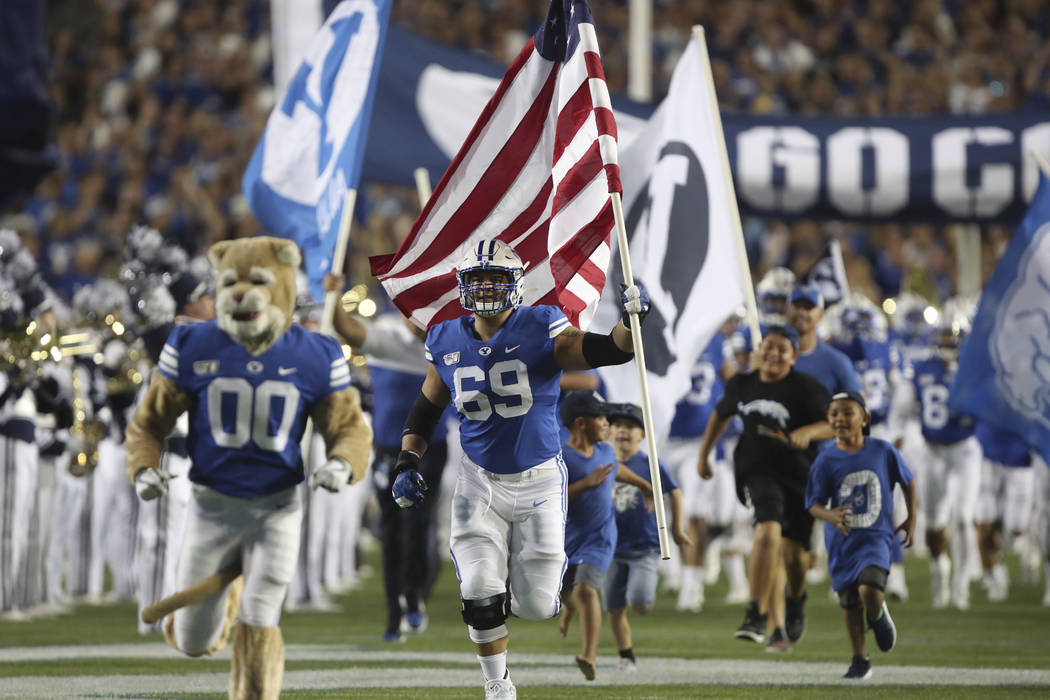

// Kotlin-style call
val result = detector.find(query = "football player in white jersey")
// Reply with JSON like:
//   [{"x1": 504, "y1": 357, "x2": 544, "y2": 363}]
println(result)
[{"x1": 391, "y1": 239, "x2": 648, "y2": 699}]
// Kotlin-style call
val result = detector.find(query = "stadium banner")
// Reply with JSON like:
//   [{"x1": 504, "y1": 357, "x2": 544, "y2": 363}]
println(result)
[
  {"x1": 364, "y1": 26, "x2": 1050, "y2": 224},
  {"x1": 594, "y1": 34, "x2": 746, "y2": 429},
  {"x1": 950, "y1": 173, "x2": 1050, "y2": 468},
  {"x1": 370, "y1": 0, "x2": 622, "y2": 332},
  {"x1": 244, "y1": 0, "x2": 391, "y2": 301}
]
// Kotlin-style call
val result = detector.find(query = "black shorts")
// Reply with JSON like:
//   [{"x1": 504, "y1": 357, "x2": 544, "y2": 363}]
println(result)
[
  {"x1": 837, "y1": 566, "x2": 889, "y2": 609},
  {"x1": 743, "y1": 473, "x2": 814, "y2": 548}
]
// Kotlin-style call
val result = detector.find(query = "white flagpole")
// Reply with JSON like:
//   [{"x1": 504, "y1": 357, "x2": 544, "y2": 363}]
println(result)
[
  {"x1": 321, "y1": 189, "x2": 358, "y2": 336},
  {"x1": 610, "y1": 191, "x2": 670, "y2": 560},
  {"x1": 693, "y1": 25, "x2": 761, "y2": 343},
  {"x1": 1030, "y1": 148, "x2": 1050, "y2": 179},
  {"x1": 830, "y1": 239, "x2": 851, "y2": 297},
  {"x1": 306, "y1": 188, "x2": 357, "y2": 467},
  {"x1": 413, "y1": 167, "x2": 433, "y2": 208}
]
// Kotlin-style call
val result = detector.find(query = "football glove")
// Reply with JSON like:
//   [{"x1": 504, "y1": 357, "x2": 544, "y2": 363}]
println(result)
[
  {"x1": 308, "y1": 457, "x2": 351, "y2": 493},
  {"x1": 620, "y1": 282, "x2": 651, "y2": 329},
  {"x1": 134, "y1": 467, "x2": 171, "y2": 501},
  {"x1": 392, "y1": 450, "x2": 428, "y2": 508}
]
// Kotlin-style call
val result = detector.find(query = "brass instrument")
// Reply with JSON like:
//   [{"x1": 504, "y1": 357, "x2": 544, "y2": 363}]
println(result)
[{"x1": 66, "y1": 361, "x2": 105, "y2": 477}]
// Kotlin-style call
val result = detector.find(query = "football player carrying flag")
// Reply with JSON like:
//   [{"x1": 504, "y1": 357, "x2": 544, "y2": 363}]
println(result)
[{"x1": 370, "y1": 2, "x2": 649, "y2": 696}]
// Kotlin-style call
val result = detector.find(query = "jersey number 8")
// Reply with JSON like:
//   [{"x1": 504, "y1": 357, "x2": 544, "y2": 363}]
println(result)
[
  {"x1": 207, "y1": 378, "x2": 301, "y2": 452},
  {"x1": 453, "y1": 360, "x2": 533, "y2": 420}
]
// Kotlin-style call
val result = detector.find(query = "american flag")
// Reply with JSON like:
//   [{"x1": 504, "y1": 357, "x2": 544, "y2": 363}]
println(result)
[{"x1": 369, "y1": 0, "x2": 621, "y2": 331}]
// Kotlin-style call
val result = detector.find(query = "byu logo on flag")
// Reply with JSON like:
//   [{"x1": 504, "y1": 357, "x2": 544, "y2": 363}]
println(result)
[
  {"x1": 260, "y1": 1, "x2": 381, "y2": 234},
  {"x1": 620, "y1": 141, "x2": 710, "y2": 376},
  {"x1": 991, "y1": 221, "x2": 1050, "y2": 428}
]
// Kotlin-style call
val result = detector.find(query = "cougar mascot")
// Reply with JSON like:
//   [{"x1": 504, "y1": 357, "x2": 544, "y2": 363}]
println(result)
[{"x1": 125, "y1": 237, "x2": 372, "y2": 699}]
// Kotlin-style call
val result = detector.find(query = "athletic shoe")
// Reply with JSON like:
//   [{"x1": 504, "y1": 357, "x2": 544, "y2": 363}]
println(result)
[
  {"x1": 886, "y1": 563, "x2": 909, "y2": 602},
  {"x1": 785, "y1": 591, "x2": 807, "y2": 643},
  {"x1": 402, "y1": 602, "x2": 428, "y2": 634},
  {"x1": 870, "y1": 602, "x2": 897, "y2": 652},
  {"x1": 383, "y1": 617, "x2": 405, "y2": 643},
  {"x1": 843, "y1": 655, "x2": 872, "y2": 680},
  {"x1": 764, "y1": 626, "x2": 790, "y2": 653},
  {"x1": 734, "y1": 602, "x2": 767, "y2": 643},
  {"x1": 484, "y1": 671, "x2": 516, "y2": 699},
  {"x1": 951, "y1": 581, "x2": 970, "y2": 611},
  {"x1": 617, "y1": 656, "x2": 637, "y2": 672},
  {"x1": 984, "y1": 565, "x2": 1008, "y2": 603},
  {"x1": 675, "y1": 583, "x2": 703, "y2": 613},
  {"x1": 726, "y1": 584, "x2": 750, "y2": 605}
]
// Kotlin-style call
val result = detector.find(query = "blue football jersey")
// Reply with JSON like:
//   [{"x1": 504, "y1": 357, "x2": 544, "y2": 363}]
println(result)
[
  {"x1": 805, "y1": 438, "x2": 914, "y2": 592},
  {"x1": 794, "y1": 340, "x2": 862, "y2": 395},
  {"x1": 669, "y1": 334, "x2": 725, "y2": 438},
  {"x1": 425, "y1": 306, "x2": 567, "y2": 474},
  {"x1": 611, "y1": 451, "x2": 678, "y2": 556},
  {"x1": 158, "y1": 322, "x2": 350, "y2": 498},
  {"x1": 910, "y1": 357, "x2": 975, "y2": 444},
  {"x1": 564, "y1": 441, "x2": 618, "y2": 572},
  {"x1": 975, "y1": 421, "x2": 1032, "y2": 468},
  {"x1": 830, "y1": 338, "x2": 894, "y2": 426}
]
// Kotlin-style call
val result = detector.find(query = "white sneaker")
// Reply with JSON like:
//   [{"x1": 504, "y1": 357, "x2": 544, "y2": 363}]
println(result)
[
  {"x1": 984, "y1": 565, "x2": 1008, "y2": 603},
  {"x1": 886, "y1": 563, "x2": 909, "y2": 602},
  {"x1": 726, "y1": 584, "x2": 750, "y2": 604},
  {"x1": 484, "y1": 672, "x2": 516, "y2": 699},
  {"x1": 931, "y1": 556, "x2": 951, "y2": 610},
  {"x1": 951, "y1": 582, "x2": 970, "y2": 611},
  {"x1": 676, "y1": 583, "x2": 703, "y2": 612},
  {"x1": 617, "y1": 656, "x2": 637, "y2": 672}
]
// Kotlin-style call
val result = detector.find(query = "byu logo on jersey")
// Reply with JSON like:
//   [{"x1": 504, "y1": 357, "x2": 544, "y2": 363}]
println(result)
[
  {"x1": 617, "y1": 141, "x2": 709, "y2": 376},
  {"x1": 259, "y1": 1, "x2": 382, "y2": 236},
  {"x1": 247, "y1": 361, "x2": 264, "y2": 374},
  {"x1": 991, "y1": 220, "x2": 1050, "y2": 429},
  {"x1": 479, "y1": 346, "x2": 492, "y2": 356}
]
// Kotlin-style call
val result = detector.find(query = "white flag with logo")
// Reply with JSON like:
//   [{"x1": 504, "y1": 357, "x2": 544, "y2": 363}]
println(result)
[{"x1": 596, "y1": 34, "x2": 747, "y2": 430}]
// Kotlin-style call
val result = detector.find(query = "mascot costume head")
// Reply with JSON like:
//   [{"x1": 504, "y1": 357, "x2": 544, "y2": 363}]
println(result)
[{"x1": 209, "y1": 237, "x2": 300, "y2": 356}]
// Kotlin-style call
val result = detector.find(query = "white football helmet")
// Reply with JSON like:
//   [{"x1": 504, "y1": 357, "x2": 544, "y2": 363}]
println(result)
[
  {"x1": 456, "y1": 239, "x2": 524, "y2": 317},
  {"x1": 755, "y1": 267, "x2": 796, "y2": 321}
]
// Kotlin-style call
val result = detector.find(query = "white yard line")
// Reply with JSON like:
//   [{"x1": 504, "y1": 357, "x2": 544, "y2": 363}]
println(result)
[{"x1": 0, "y1": 646, "x2": 1048, "y2": 698}]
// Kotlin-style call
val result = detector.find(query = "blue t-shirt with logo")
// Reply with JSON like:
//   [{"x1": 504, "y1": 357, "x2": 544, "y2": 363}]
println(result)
[
  {"x1": 158, "y1": 321, "x2": 349, "y2": 498},
  {"x1": 612, "y1": 451, "x2": 678, "y2": 555},
  {"x1": 563, "y1": 441, "x2": 618, "y2": 573},
  {"x1": 805, "y1": 438, "x2": 913, "y2": 592},
  {"x1": 426, "y1": 305, "x2": 568, "y2": 473}
]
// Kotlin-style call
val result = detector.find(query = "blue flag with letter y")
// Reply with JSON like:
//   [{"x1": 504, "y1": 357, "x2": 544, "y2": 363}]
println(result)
[
  {"x1": 243, "y1": 0, "x2": 390, "y2": 300},
  {"x1": 950, "y1": 174, "x2": 1050, "y2": 468}
]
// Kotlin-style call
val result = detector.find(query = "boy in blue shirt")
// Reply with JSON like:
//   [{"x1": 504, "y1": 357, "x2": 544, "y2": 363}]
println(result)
[
  {"x1": 604, "y1": 403, "x2": 690, "y2": 672},
  {"x1": 558, "y1": 391, "x2": 653, "y2": 681},
  {"x1": 806, "y1": 392, "x2": 917, "y2": 680}
]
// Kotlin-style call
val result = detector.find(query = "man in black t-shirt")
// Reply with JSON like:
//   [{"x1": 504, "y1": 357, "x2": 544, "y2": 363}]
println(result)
[{"x1": 698, "y1": 325, "x2": 830, "y2": 650}]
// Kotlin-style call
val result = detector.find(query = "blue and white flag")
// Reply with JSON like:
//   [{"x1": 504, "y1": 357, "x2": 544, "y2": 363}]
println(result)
[
  {"x1": 243, "y1": 0, "x2": 390, "y2": 300},
  {"x1": 950, "y1": 173, "x2": 1050, "y2": 468}
]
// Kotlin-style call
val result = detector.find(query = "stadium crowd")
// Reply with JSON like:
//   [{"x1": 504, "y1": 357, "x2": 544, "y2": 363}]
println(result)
[
  {"x1": 3, "y1": 0, "x2": 1049, "y2": 308},
  {"x1": 1, "y1": 0, "x2": 1050, "y2": 689}
]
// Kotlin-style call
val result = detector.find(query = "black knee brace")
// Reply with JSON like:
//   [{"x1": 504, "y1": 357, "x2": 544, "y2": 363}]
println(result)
[{"x1": 461, "y1": 593, "x2": 510, "y2": 630}]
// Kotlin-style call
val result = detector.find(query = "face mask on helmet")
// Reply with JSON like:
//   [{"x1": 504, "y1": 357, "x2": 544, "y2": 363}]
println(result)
[
  {"x1": 456, "y1": 240, "x2": 524, "y2": 317},
  {"x1": 756, "y1": 267, "x2": 795, "y2": 320}
]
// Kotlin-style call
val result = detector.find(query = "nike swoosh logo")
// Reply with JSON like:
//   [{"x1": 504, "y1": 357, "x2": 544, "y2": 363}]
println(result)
[
  {"x1": 506, "y1": 345, "x2": 521, "y2": 353},
  {"x1": 532, "y1": 499, "x2": 547, "y2": 508},
  {"x1": 278, "y1": 367, "x2": 297, "y2": 375}
]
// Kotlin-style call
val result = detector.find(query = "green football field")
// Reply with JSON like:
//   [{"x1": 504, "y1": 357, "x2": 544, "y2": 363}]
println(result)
[{"x1": 1, "y1": 547, "x2": 1048, "y2": 699}]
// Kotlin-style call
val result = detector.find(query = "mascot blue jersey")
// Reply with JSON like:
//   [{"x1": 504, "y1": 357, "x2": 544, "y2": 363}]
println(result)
[
  {"x1": 426, "y1": 305, "x2": 567, "y2": 474},
  {"x1": 158, "y1": 321, "x2": 350, "y2": 498},
  {"x1": 910, "y1": 356, "x2": 975, "y2": 444}
]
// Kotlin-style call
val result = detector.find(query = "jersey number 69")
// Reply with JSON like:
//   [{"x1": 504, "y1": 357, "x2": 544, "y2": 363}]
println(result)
[{"x1": 453, "y1": 360, "x2": 534, "y2": 420}]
